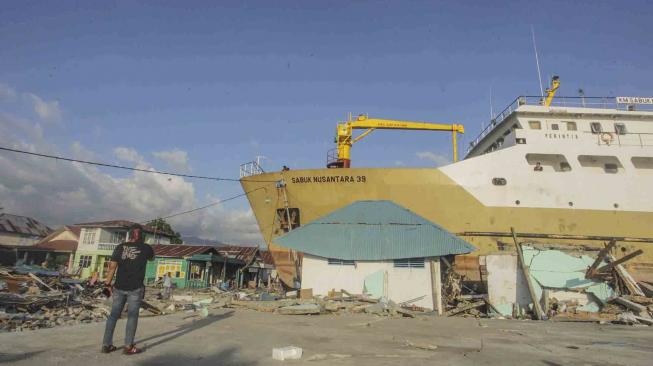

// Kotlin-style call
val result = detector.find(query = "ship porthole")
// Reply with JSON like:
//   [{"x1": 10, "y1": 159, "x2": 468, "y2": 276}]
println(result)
[
  {"x1": 568, "y1": 201, "x2": 574, "y2": 207},
  {"x1": 515, "y1": 200, "x2": 520, "y2": 205},
  {"x1": 614, "y1": 203, "x2": 619, "y2": 208}
]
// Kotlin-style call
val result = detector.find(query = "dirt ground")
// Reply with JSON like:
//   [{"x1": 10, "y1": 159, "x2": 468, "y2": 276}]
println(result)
[{"x1": 0, "y1": 308, "x2": 652, "y2": 366}]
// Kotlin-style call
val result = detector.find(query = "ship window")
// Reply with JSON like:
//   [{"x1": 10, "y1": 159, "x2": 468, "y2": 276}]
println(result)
[
  {"x1": 614, "y1": 123, "x2": 627, "y2": 135},
  {"x1": 492, "y1": 177, "x2": 507, "y2": 186},
  {"x1": 590, "y1": 122, "x2": 603, "y2": 134},
  {"x1": 565, "y1": 121, "x2": 577, "y2": 131},
  {"x1": 632, "y1": 157, "x2": 653, "y2": 169},
  {"x1": 512, "y1": 123, "x2": 521, "y2": 130},
  {"x1": 604, "y1": 163, "x2": 619, "y2": 174},
  {"x1": 529, "y1": 121, "x2": 542, "y2": 130},
  {"x1": 578, "y1": 155, "x2": 623, "y2": 173},
  {"x1": 525, "y1": 153, "x2": 571, "y2": 172},
  {"x1": 496, "y1": 138, "x2": 504, "y2": 147},
  {"x1": 503, "y1": 129, "x2": 511, "y2": 136},
  {"x1": 560, "y1": 162, "x2": 572, "y2": 172},
  {"x1": 276, "y1": 208, "x2": 301, "y2": 233},
  {"x1": 328, "y1": 258, "x2": 355, "y2": 266},
  {"x1": 551, "y1": 123, "x2": 559, "y2": 130}
]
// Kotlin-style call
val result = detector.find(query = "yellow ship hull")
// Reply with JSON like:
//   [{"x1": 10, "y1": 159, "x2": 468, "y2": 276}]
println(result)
[{"x1": 241, "y1": 167, "x2": 653, "y2": 287}]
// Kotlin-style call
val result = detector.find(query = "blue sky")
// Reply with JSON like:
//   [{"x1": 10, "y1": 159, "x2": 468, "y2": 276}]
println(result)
[{"x1": 1, "y1": 1, "x2": 652, "y2": 242}]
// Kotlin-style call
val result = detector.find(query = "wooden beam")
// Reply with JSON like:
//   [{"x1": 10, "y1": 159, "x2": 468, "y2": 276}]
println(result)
[
  {"x1": 585, "y1": 240, "x2": 616, "y2": 278},
  {"x1": 597, "y1": 250, "x2": 643, "y2": 273},
  {"x1": 608, "y1": 254, "x2": 645, "y2": 296},
  {"x1": 511, "y1": 227, "x2": 544, "y2": 320},
  {"x1": 430, "y1": 258, "x2": 443, "y2": 315}
]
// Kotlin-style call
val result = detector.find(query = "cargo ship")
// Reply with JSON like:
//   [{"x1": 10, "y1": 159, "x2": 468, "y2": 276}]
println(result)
[{"x1": 240, "y1": 78, "x2": 653, "y2": 287}]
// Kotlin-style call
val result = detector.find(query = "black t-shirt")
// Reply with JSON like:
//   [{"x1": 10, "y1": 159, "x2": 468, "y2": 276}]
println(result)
[{"x1": 110, "y1": 242, "x2": 154, "y2": 291}]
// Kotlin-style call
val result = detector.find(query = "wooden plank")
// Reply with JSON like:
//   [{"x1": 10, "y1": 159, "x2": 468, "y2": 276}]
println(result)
[
  {"x1": 608, "y1": 254, "x2": 645, "y2": 296},
  {"x1": 597, "y1": 250, "x2": 643, "y2": 273},
  {"x1": 445, "y1": 300, "x2": 485, "y2": 316},
  {"x1": 610, "y1": 296, "x2": 648, "y2": 316},
  {"x1": 27, "y1": 272, "x2": 55, "y2": 292},
  {"x1": 585, "y1": 240, "x2": 616, "y2": 278},
  {"x1": 430, "y1": 258, "x2": 443, "y2": 316},
  {"x1": 484, "y1": 298, "x2": 502, "y2": 316},
  {"x1": 511, "y1": 227, "x2": 544, "y2": 320}
]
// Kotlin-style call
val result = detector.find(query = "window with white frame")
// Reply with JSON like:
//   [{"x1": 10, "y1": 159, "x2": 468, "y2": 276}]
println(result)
[
  {"x1": 327, "y1": 258, "x2": 355, "y2": 266},
  {"x1": 81, "y1": 229, "x2": 96, "y2": 245},
  {"x1": 78, "y1": 255, "x2": 92, "y2": 268},
  {"x1": 393, "y1": 258, "x2": 425, "y2": 268},
  {"x1": 110, "y1": 231, "x2": 127, "y2": 244}
]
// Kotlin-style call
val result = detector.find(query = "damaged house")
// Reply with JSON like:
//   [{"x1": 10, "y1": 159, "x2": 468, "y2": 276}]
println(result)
[
  {"x1": 72, "y1": 220, "x2": 176, "y2": 280},
  {"x1": 274, "y1": 200, "x2": 476, "y2": 311},
  {"x1": 0, "y1": 213, "x2": 52, "y2": 266}
]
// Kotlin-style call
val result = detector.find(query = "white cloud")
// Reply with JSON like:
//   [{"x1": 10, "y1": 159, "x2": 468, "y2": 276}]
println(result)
[
  {"x1": 113, "y1": 146, "x2": 145, "y2": 165},
  {"x1": 416, "y1": 151, "x2": 451, "y2": 167},
  {"x1": 0, "y1": 110, "x2": 261, "y2": 244},
  {"x1": 24, "y1": 93, "x2": 62, "y2": 122},
  {"x1": 0, "y1": 84, "x2": 17, "y2": 100},
  {"x1": 153, "y1": 148, "x2": 190, "y2": 172},
  {"x1": 0, "y1": 83, "x2": 61, "y2": 122}
]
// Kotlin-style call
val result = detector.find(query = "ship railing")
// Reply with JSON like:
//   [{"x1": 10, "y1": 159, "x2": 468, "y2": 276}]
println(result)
[
  {"x1": 239, "y1": 161, "x2": 265, "y2": 178},
  {"x1": 467, "y1": 96, "x2": 653, "y2": 154},
  {"x1": 595, "y1": 131, "x2": 653, "y2": 147}
]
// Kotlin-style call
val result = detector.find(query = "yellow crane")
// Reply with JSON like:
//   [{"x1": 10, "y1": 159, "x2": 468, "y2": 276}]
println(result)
[
  {"x1": 327, "y1": 114, "x2": 465, "y2": 168},
  {"x1": 543, "y1": 75, "x2": 560, "y2": 107}
]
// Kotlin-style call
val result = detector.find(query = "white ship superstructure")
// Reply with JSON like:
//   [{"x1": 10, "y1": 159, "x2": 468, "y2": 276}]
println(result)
[{"x1": 449, "y1": 96, "x2": 653, "y2": 213}]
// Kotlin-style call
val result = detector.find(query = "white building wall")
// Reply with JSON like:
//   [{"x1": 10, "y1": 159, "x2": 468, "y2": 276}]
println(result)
[{"x1": 301, "y1": 254, "x2": 434, "y2": 310}]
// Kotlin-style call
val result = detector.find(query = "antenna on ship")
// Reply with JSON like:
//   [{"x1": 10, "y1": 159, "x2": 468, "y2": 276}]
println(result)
[{"x1": 531, "y1": 25, "x2": 545, "y2": 98}]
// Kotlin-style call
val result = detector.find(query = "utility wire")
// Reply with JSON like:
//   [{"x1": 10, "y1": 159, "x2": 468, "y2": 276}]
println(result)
[
  {"x1": 148, "y1": 186, "x2": 269, "y2": 223},
  {"x1": 0, "y1": 146, "x2": 278, "y2": 183}
]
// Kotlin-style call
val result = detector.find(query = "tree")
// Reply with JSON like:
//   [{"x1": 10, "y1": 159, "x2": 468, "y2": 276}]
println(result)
[{"x1": 147, "y1": 218, "x2": 183, "y2": 244}]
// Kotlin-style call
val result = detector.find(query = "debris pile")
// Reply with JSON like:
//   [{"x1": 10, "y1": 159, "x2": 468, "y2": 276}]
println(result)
[
  {"x1": 225, "y1": 288, "x2": 422, "y2": 318},
  {"x1": 447, "y1": 237, "x2": 653, "y2": 326},
  {"x1": 0, "y1": 267, "x2": 111, "y2": 332}
]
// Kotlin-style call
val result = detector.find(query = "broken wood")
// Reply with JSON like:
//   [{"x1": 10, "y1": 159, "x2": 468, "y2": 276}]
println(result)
[
  {"x1": 484, "y1": 298, "x2": 502, "y2": 316},
  {"x1": 27, "y1": 272, "x2": 55, "y2": 292},
  {"x1": 638, "y1": 282, "x2": 653, "y2": 297},
  {"x1": 511, "y1": 227, "x2": 544, "y2": 320},
  {"x1": 140, "y1": 300, "x2": 163, "y2": 315},
  {"x1": 429, "y1": 258, "x2": 443, "y2": 316},
  {"x1": 610, "y1": 296, "x2": 649, "y2": 317},
  {"x1": 597, "y1": 249, "x2": 643, "y2": 273},
  {"x1": 633, "y1": 316, "x2": 653, "y2": 326},
  {"x1": 446, "y1": 300, "x2": 485, "y2": 316},
  {"x1": 608, "y1": 254, "x2": 645, "y2": 296},
  {"x1": 585, "y1": 240, "x2": 616, "y2": 278}
]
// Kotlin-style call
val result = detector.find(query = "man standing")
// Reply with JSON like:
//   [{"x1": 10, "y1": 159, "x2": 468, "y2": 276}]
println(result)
[
  {"x1": 162, "y1": 272, "x2": 172, "y2": 300},
  {"x1": 101, "y1": 224, "x2": 154, "y2": 355}
]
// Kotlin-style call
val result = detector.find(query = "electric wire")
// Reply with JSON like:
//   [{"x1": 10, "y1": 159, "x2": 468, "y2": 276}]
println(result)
[
  {"x1": 0, "y1": 146, "x2": 279, "y2": 183},
  {"x1": 147, "y1": 185, "x2": 269, "y2": 223}
]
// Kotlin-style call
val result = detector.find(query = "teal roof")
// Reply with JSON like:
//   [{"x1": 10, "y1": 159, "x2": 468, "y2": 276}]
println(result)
[{"x1": 273, "y1": 200, "x2": 476, "y2": 260}]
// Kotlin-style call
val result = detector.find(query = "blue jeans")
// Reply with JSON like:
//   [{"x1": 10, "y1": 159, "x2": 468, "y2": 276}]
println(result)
[{"x1": 102, "y1": 287, "x2": 144, "y2": 347}]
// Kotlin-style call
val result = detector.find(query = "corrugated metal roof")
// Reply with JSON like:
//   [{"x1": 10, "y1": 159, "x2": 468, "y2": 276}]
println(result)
[
  {"x1": 0, "y1": 214, "x2": 52, "y2": 237},
  {"x1": 33, "y1": 240, "x2": 77, "y2": 252},
  {"x1": 274, "y1": 200, "x2": 476, "y2": 260},
  {"x1": 151, "y1": 244, "x2": 217, "y2": 258}
]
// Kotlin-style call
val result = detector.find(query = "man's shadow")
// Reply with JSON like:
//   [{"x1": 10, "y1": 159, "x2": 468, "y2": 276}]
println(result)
[{"x1": 138, "y1": 310, "x2": 234, "y2": 350}]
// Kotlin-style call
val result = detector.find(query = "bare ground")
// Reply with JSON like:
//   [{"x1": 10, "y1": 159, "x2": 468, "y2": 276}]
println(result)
[{"x1": 1, "y1": 308, "x2": 652, "y2": 365}]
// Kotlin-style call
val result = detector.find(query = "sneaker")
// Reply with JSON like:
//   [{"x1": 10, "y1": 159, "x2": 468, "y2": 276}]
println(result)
[
  {"x1": 123, "y1": 345, "x2": 144, "y2": 355},
  {"x1": 101, "y1": 345, "x2": 117, "y2": 353}
]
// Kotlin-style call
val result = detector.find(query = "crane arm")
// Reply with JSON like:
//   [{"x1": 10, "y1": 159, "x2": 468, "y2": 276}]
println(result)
[
  {"x1": 350, "y1": 116, "x2": 464, "y2": 133},
  {"x1": 329, "y1": 114, "x2": 465, "y2": 168}
]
